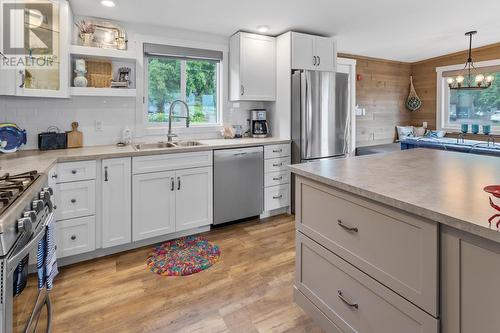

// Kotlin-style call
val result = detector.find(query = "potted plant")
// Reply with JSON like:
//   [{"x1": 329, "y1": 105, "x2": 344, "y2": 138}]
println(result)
[{"x1": 76, "y1": 20, "x2": 96, "y2": 46}]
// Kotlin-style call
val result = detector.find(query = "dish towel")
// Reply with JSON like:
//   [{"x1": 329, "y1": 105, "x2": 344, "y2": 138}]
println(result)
[{"x1": 37, "y1": 212, "x2": 58, "y2": 291}]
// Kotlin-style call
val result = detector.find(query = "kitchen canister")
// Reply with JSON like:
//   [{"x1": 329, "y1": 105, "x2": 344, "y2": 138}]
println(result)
[{"x1": 471, "y1": 124, "x2": 479, "y2": 134}]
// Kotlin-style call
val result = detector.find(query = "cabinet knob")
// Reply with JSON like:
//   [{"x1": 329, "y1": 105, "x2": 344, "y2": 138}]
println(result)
[
  {"x1": 240, "y1": 85, "x2": 245, "y2": 96},
  {"x1": 273, "y1": 195, "x2": 283, "y2": 200},
  {"x1": 51, "y1": 173, "x2": 58, "y2": 179},
  {"x1": 272, "y1": 149, "x2": 283, "y2": 153},
  {"x1": 71, "y1": 170, "x2": 77, "y2": 174},
  {"x1": 71, "y1": 198, "x2": 76, "y2": 203},
  {"x1": 70, "y1": 235, "x2": 76, "y2": 241}
]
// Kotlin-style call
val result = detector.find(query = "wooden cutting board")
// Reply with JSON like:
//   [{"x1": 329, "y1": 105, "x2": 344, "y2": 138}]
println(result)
[{"x1": 67, "y1": 122, "x2": 83, "y2": 148}]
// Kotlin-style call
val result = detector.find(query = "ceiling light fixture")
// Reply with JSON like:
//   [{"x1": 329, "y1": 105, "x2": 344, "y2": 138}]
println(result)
[
  {"x1": 100, "y1": 0, "x2": 116, "y2": 8},
  {"x1": 447, "y1": 31, "x2": 494, "y2": 90},
  {"x1": 257, "y1": 25, "x2": 269, "y2": 34}
]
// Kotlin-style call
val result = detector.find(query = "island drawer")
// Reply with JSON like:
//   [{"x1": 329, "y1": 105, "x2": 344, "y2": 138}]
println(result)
[
  {"x1": 55, "y1": 180, "x2": 96, "y2": 221},
  {"x1": 132, "y1": 151, "x2": 212, "y2": 174},
  {"x1": 295, "y1": 176, "x2": 438, "y2": 315},
  {"x1": 296, "y1": 232, "x2": 439, "y2": 333},
  {"x1": 264, "y1": 144, "x2": 290, "y2": 159},
  {"x1": 56, "y1": 160, "x2": 96, "y2": 183}
]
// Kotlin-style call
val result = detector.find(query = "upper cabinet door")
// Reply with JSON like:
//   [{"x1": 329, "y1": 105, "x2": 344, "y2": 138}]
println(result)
[
  {"x1": 315, "y1": 37, "x2": 336, "y2": 72},
  {"x1": 0, "y1": 0, "x2": 69, "y2": 98},
  {"x1": 291, "y1": 32, "x2": 336, "y2": 71},
  {"x1": 291, "y1": 32, "x2": 316, "y2": 70},
  {"x1": 175, "y1": 167, "x2": 213, "y2": 232},
  {"x1": 230, "y1": 32, "x2": 276, "y2": 101},
  {"x1": 102, "y1": 157, "x2": 132, "y2": 248}
]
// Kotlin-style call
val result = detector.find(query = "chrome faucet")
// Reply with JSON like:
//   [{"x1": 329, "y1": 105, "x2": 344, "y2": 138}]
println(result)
[{"x1": 167, "y1": 100, "x2": 190, "y2": 142}]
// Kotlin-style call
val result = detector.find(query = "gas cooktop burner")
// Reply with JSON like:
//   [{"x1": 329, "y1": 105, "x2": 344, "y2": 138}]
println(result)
[{"x1": 0, "y1": 171, "x2": 39, "y2": 216}]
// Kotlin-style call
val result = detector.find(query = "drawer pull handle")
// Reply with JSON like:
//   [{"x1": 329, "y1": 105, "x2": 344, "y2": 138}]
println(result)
[
  {"x1": 273, "y1": 176, "x2": 283, "y2": 181},
  {"x1": 70, "y1": 235, "x2": 77, "y2": 241},
  {"x1": 337, "y1": 290, "x2": 358, "y2": 309},
  {"x1": 51, "y1": 173, "x2": 58, "y2": 179},
  {"x1": 177, "y1": 177, "x2": 181, "y2": 190},
  {"x1": 71, "y1": 170, "x2": 77, "y2": 174},
  {"x1": 272, "y1": 149, "x2": 283, "y2": 153},
  {"x1": 104, "y1": 166, "x2": 109, "y2": 182},
  {"x1": 338, "y1": 220, "x2": 358, "y2": 233},
  {"x1": 70, "y1": 199, "x2": 76, "y2": 204},
  {"x1": 171, "y1": 177, "x2": 175, "y2": 191},
  {"x1": 273, "y1": 195, "x2": 283, "y2": 199},
  {"x1": 272, "y1": 163, "x2": 283, "y2": 167}
]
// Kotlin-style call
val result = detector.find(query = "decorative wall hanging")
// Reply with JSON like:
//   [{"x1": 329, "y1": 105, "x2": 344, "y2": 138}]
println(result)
[
  {"x1": 74, "y1": 17, "x2": 128, "y2": 50},
  {"x1": 406, "y1": 76, "x2": 422, "y2": 111}
]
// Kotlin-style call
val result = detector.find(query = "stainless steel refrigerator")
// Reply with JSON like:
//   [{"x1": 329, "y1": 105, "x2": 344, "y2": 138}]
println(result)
[
  {"x1": 291, "y1": 70, "x2": 349, "y2": 210},
  {"x1": 291, "y1": 70, "x2": 349, "y2": 164}
]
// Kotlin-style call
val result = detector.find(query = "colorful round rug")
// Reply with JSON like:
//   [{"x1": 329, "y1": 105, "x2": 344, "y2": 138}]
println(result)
[{"x1": 147, "y1": 236, "x2": 221, "y2": 276}]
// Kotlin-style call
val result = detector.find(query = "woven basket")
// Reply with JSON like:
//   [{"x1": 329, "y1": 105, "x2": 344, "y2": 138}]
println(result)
[
  {"x1": 88, "y1": 74, "x2": 112, "y2": 88},
  {"x1": 86, "y1": 60, "x2": 112, "y2": 88}
]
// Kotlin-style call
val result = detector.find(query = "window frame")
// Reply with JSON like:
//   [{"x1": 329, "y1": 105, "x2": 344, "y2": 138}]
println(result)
[
  {"x1": 143, "y1": 54, "x2": 222, "y2": 129},
  {"x1": 436, "y1": 59, "x2": 500, "y2": 135}
]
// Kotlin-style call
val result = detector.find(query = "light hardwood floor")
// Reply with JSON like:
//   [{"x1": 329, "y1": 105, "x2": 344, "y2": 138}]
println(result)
[{"x1": 49, "y1": 214, "x2": 323, "y2": 333}]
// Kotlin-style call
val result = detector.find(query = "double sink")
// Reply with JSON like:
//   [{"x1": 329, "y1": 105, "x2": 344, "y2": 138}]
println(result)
[{"x1": 134, "y1": 141, "x2": 205, "y2": 151}]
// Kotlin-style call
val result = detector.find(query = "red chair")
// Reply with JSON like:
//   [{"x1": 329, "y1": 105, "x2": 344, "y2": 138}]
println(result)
[{"x1": 484, "y1": 185, "x2": 500, "y2": 228}]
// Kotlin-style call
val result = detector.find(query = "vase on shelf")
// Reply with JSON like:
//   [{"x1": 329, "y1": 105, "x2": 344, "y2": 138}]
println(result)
[
  {"x1": 74, "y1": 70, "x2": 87, "y2": 88},
  {"x1": 80, "y1": 33, "x2": 94, "y2": 47}
]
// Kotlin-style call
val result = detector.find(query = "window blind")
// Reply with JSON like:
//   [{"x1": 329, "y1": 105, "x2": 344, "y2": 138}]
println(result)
[{"x1": 143, "y1": 43, "x2": 223, "y2": 61}]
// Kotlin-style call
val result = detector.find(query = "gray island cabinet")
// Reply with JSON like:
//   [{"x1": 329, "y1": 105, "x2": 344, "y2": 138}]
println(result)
[{"x1": 290, "y1": 149, "x2": 500, "y2": 333}]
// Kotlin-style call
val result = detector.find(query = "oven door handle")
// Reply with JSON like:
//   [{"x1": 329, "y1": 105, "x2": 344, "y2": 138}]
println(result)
[{"x1": 7, "y1": 225, "x2": 46, "y2": 273}]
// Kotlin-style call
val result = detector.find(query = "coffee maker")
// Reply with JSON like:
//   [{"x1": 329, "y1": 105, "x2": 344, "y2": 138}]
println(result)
[{"x1": 251, "y1": 109, "x2": 269, "y2": 138}]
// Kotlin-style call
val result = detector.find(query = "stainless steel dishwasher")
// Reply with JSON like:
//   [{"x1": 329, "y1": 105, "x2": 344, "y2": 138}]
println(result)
[{"x1": 213, "y1": 146, "x2": 264, "y2": 225}]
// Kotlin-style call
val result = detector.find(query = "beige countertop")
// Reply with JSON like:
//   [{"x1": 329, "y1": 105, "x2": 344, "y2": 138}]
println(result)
[
  {"x1": 0, "y1": 137, "x2": 290, "y2": 175},
  {"x1": 290, "y1": 149, "x2": 500, "y2": 243}
]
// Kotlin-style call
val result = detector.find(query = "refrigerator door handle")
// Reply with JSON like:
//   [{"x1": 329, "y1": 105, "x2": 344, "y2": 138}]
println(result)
[{"x1": 300, "y1": 72, "x2": 308, "y2": 159}]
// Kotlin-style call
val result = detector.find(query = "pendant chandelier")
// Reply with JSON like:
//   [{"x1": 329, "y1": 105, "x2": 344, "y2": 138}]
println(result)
[{"x1": 447, "y1": 31, "x2": 494, "y2": 90}]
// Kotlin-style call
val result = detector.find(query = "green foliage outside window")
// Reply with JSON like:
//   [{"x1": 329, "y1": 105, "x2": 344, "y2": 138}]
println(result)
[{"x1": 147, "y1": 57, "x2": 217, "y2": 124}]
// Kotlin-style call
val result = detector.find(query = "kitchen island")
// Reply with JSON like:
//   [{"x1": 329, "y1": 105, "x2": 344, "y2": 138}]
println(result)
[{"x1": 290, "y1": 149, "x2": 500, "y2": 333}]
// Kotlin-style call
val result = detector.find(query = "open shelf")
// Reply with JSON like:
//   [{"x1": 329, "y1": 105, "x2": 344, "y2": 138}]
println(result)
[
  {"x1": 69, "y1": 45, "x2": 137, "y2": 61},
  {"x1": 70, "y1": 87, "x2": 137, "y2": 97}
]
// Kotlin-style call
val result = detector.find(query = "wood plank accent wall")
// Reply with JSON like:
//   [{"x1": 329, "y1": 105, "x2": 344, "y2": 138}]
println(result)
[
  {"x1": 339, "y1": 54, "x2": 412, "y2": 147},
  {"x1": 410, "y1": 43, "x2": 500, "y2": 130}
]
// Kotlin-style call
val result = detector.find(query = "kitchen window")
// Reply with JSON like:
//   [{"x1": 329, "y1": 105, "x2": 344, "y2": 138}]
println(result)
[
  {"x1": 144, "y1": 43, "x2": 222, "y2": 126},
  {"x1": 437, "y1": 61, "x2": 500, "y2": 133}
]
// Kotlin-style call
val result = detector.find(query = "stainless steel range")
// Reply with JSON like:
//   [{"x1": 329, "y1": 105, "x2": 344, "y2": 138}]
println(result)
[{"x1": 0, "y1": 171, "x2": 54, "y2": 333}]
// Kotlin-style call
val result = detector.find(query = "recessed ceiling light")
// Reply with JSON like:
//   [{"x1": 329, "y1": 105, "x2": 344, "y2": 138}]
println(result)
[
  {"x1": 257, "y1": 25, "x2": 269, "y2": 33},
  {"x1": 101, "y1": 0, "x2": 116, "y2": 7}
]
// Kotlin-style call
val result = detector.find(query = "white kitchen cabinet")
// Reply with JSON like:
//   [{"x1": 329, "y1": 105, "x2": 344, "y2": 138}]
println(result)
[
  {"x1": 291, "y1": 32, "x2": 336, "y2": 72},
  {"x1": 132, "y1": 171, "x2": 176, "y2": 242},
  {"x1": 56, "y1": 215, "x2": 96, "y2": 258},
  {"x1": 132, "y1": 165, "x2": 213, "y2": 240},
  {"x1": 55, "y1": 180, "x2": 96, "y2": 221},
  {"x1": 230, "y1": 32, "x2": 276, "y2": 101},
  {"x1": 175, "y1": 167, "x2": 213, "y2": 232},
  {"x1": 0, "y1": 0, "x2": 70, "y2": 97},
  {"x1": 102, "y1": 157, "x2": 132, "y2": 248},
  {"x1": 441, "y1": 226, "x2": 500, "y2": 333}
]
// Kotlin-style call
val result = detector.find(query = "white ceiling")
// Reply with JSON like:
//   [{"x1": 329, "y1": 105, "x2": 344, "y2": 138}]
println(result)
[{"x1": 70, "y1": 0, "x2": 500, "y2": 62}]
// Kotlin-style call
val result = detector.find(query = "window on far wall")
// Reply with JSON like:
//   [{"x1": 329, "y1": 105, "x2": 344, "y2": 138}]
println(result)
[
  {"x1": 144, "y1": 44, "x2": 221, "y2": 126},
  {"x1": 442, "y1": 70, "x2": 500, "y2": 131}
]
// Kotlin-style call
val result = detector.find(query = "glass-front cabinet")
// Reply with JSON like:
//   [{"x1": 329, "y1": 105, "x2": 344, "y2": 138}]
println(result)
[{"x1": 0, "y1": 0, "x2": 69, "y2": 97}]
